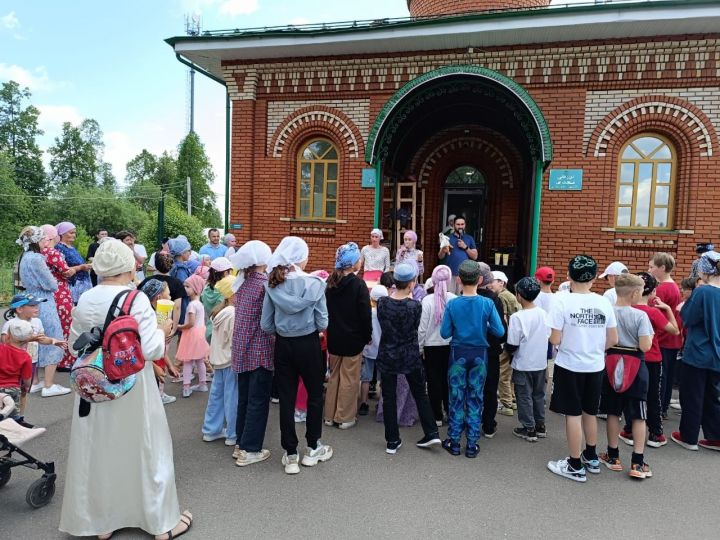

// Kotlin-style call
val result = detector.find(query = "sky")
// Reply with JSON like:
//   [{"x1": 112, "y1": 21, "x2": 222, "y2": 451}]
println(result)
[{"x1": 1, "y1": 0, "x2": 595, "y2": 215}]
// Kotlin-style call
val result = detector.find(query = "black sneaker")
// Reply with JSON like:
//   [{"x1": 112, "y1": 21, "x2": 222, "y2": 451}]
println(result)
[
  {"x1": 416, "y1": 434, "x2": 441, "y2": 448},
  {"x1": 442, "y1": 438, "x2": 461, "y2": 456},
  {"x1": 465, "y1": 443, "x2": 479, "y2": 458},
  {"x1": 536, "y1": 423, "x2": 547, "y2": 438},
  {"x1": 386, "y1": 440, "x2": 402, "y2": 454},
  {"x1": 358, "y1": 402, "x2": 369, "y2": 416},
  {"x1": 513, "y1": 426, "x2": 538, "y2": 442}
]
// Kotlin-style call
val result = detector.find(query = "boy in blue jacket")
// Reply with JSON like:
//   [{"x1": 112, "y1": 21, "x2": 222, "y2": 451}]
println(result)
[{"x1": 440, "y1": 260, "x2": 504, "y2": 457}]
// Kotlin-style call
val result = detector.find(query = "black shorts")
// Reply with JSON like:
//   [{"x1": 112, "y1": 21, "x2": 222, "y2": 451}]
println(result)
[
  {"x1": 599, "y1": 391, "x2": 647, "y2": 421},
  {"x1": 549, "y1": 365, "x2": 603, "y2": 417}
]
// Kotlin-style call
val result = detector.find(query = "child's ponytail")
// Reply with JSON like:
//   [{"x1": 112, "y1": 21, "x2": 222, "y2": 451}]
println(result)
[{"x1": 268, "y1": 265, "x2": 289, "y2": 288}]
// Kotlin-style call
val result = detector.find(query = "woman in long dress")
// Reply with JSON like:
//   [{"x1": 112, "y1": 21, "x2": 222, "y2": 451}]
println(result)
[
  {"x1": 55, "y1": 221, "x2": 93, "y2": 304},
  {"x1": 60, "y1": 239, "x2": 192, "y2": 539}
]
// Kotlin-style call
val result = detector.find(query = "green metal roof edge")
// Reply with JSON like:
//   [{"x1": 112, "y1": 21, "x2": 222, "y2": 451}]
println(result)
[
  {"x1": 165, "y1": 0, "x2": 716, "y2": 46},
  {"x1": 365, "y1": 65, "x2": 553, "y2": 166}
]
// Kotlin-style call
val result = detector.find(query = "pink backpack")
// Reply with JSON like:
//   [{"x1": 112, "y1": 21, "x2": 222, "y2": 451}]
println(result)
[{"x1": 101, "y1": 290, "x2": 145, "y2": 382}]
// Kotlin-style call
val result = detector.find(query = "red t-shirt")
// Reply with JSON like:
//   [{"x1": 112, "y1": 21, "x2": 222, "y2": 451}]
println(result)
[
  {"x1": 655, "y1": 281, "x2": 683, "y2": 349},
  {"x1": 0, "y1": 343, "x2": 32, "y2": 388},
  {"x1": 633, "y1": 304, "x2": 669, "y2": 362}
]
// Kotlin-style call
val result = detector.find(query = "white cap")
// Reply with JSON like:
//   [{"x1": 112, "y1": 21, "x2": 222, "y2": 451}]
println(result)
[
  {"x1": 599, "y1": 261, "x2": 628, "y2": 278},
  {"x1": 491, "y1": 271, "x2": 509, "y2": 283}
]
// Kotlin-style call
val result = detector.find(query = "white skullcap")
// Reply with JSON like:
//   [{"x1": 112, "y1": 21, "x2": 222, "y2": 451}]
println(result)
[
  {"x1": 266, "y1": 237, "x2": 309, "y2": 274},
  {"x1": 92, "y1": 239, "x2": 136, "y2": 277},
  {"x1": 370, "y1": 284, "x2": 389, "y2": 301},
  {"x1": 230, "y1": 240, "x2": 273, "y2": 292}
]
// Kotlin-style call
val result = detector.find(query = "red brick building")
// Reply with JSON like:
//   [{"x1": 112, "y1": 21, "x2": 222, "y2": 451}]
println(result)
[{"x1": 168, "y1": 0, "x2": 720, "y2": 281}]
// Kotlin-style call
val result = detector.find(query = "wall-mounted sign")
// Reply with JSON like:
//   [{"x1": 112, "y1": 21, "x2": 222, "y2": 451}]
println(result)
[
  {"x1": 549, "y1": 169, "x2": 583, "y2": 191},
  {"x1": 230, "y1": 223, "x2": 243, "y2": 230},
  {"x1": 361, "y1": 168, "x2": 376, "y2": 189}
]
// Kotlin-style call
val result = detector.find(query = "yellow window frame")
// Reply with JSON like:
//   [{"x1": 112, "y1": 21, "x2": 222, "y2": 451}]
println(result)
[{"x1": 296, "y1": 138, "x2": 339, "y2": 220}]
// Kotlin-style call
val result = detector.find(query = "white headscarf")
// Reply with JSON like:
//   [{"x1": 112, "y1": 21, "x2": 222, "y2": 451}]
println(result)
[
  {"x1": 92, "y1": 239, "x2": 136, "y2": 277},
  {"x1": 230, "y1": 240, "x2": 272, "y2": 292},
  {"x1": 266, "y1": 236, "x2": 309, "y2": 274}
]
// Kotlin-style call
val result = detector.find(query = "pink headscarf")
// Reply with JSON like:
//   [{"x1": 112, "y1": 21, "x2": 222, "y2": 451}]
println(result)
[
  {"x1": 184, "y1": 274, "x2": 206, "y2": 296},
  {"x1": 41, "y1": 224, "x2": 58, "y2": 242},
  {"x1": 403, "y1": 230, "x2": 418, "y2": 243},
  {"x1": 56, "y1": 221, "x2": 76, "y2": 237},
  {"x1": 431, "y1": 265, "x2": 452, "y2": 325}
]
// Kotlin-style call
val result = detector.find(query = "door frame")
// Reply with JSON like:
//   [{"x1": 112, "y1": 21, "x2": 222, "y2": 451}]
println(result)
[{"x1": 442, "y1": 187, "x2": 487, "y2": 245}]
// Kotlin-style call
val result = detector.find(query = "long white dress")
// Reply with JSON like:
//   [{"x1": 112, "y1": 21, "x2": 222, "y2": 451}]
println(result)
[{"x1": 60, "y1": 285, "x2": 181, "y2": 537}]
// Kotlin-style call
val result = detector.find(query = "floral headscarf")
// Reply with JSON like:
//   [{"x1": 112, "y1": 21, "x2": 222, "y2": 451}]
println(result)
[{"x1": 16, "y1": 226, "x2": 44, "y2": 252}]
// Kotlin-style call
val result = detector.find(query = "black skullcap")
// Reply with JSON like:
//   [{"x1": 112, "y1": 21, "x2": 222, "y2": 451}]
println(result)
[
  {"x1": 568, "y1": 255, "x2": 597, "y2": 283},
  {"x1": 516, "y1": 277, "x2": 541, "y2": 302}
]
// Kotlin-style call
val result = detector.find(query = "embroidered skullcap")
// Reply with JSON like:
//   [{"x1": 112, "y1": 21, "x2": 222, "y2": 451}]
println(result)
[
  {"x1": 168, "y1": 237, "x2": 191, "y2": 258},
  {"x1": 370, "y1": 284, "x2": 389, "y2": 302},
  {"x1": 698, "y1": 251, "x2": 720, "y2": 276},
  {"x1": 214, "y1": 275, "x2": 235, "y2": 299},
  {"x1": 210, "y1": 256, "x2": 233, "y2": 272},
  {"x1": 637, "y1": 272, "x2": 658, "y2": 297},
  {"x1": 458, "y1": 260, "x2": 481, "y2": 283},
  {"x1": 393, "y1": 262, "x2": 418, "y2": 282},
  {"x1": 370, "y1": 228, "x2": 384, "y2": 240},
  {"x1": 266, "y1": 236, "x2": 309, "y2": 274},
  {"x1": 516, "y1": 277, "x2": 541, "y2": 302},
  {"x1": 431, "y1": 265, "x2": 452, "y2": 325},
  {"x1": 41, "y1": 224, "x2": 58, "y2": 242},
  {"x1": 56, "y1": 221, "x2": 76, "y2": 237},
  {"x1": 92, "y1": 239, "x2": 136, "y2": 277},
  {"x1": 16, "y1": 226, "x2": 44, "y2": 252},
  {"x1": 184, "y1": 274, "x2": 206, "y2": 296},
  {"x1": 140, "y1": 279, "x2": 165, "y2": 301},
  {"x1": 335, "y1": 242, "x2": 361, "y2": 270},
  {"x1": 403, "y1": 230, "x2": 417, "y2": 243},
  {"x1": 568, "y1": 255, "x2": 598, "y2": 283}
]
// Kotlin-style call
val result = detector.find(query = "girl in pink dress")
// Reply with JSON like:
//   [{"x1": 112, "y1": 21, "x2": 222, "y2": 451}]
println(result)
[
  {"x1": 40, "y1": 224, "x2": 75, "y2": 370},
  {"x1": 176, "y1": 274, "x2": 210, "y2": 398}
]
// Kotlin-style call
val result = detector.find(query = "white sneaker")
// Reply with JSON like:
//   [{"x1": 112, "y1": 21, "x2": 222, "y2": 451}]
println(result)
[
  {"x1": 41, "y1": 384, "x2": 71, "y2": 398},
  {"x1": 670, "y1": 398, "x2": 680, "y2": 405},
  {"x1": 271, "y1": 397, "x2": 280, "y2": 404},
  {"x1": 338, "y1": 420, "x2": 356, "y2": 430},
  {"x1": 547, "y1": 458, "x2": 587, "y2": 483},
  {"x1": 282, "y1": 452, "x2": 300, "y2": 474},
  {"x1": 224, "y1": 438, "x2": 236, "y2": 446},
  {"x1": 301, "y1": 442, "x2": 333, "y2": 467},
  {"x1": 294, "y1": 410, "x2": 307, "y2": 423},
  {"x1": 190, "y1": 384, "x2": 209, "y2": 392},
  {"x1": 498, "y1": 406, "x2": 514, "y2": 417},
  {"x1": 232, "y1": 445, "x2": 243, "y2": 460},
  {"x1": 30, "y1": 382, "x2": 44, "y2": 394},
  {"x1": 236, "y1": 449, "x2": 271, "y2": 467},
  {"x1": 202, "y1": 431, "x2": 226, "y2": 442},
  {"x1": 670, "y1": 403, "x2": 682, "y2": 411},
  {"x1": 161, "y1": 393, "x2": 177, "y2": 405}
]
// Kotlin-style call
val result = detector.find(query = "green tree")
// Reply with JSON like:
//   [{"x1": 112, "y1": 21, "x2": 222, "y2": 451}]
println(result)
[
  {"x1": 139, "y1": 197, "x2": 205, "y2": 251},
  {"x1": 0, "y1": 81, "x2": 47, "y2": 196},
  {"x1": 173, "y1": 132, "x2": 221, "y2": 227},
  {"x1": 48, "y1": 118, "x2": 113, "y2": 188},
  {"x1": 0, "y1": 151, "x2": 32, "y2": 261},
  {"x1": 125, "y1": 149, "x2": 158, "y2": 185}
]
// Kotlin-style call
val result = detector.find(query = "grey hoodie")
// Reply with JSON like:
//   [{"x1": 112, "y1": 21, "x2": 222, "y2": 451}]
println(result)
[{"x1": 260, "y1": 273, "x2": 328, "y2": 337}]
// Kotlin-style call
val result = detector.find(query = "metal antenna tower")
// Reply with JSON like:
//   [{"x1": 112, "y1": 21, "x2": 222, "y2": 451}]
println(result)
[{"x1": 185, "y1": 13, "x2": 201, "y2": 133}]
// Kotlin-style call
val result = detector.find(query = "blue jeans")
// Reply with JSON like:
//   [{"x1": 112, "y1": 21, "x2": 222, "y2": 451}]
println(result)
[
  {"x1": 236, "y1": 367, "x2": 273, "y2": 452},
  {"x1": 202, "y1": 366, "x2": 238, "y2": 441},
  {"x1": 447, "y1": 346, "x2": 487, "y2": 446}
]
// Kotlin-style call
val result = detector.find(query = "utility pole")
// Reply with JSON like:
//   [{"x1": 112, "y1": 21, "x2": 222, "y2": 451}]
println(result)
[
  {"x1": 187, "y1": 176, "x2": 192, "y2": 216},
  {"x1": 185, "y1": 14, "x2": 201, "y2": 134}
]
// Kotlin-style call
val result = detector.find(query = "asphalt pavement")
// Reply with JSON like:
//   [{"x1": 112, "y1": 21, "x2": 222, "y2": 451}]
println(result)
[{"x1": 2, "y1": 372, "x2": 718, "y2": 539}]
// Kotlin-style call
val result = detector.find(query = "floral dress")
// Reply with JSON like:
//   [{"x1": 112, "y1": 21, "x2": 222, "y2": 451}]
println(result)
[
  {"x1": 57, "y1": 242, "x2": 92, "y2": 304},
  {"x1": 42, "y1": 247, "x2": 75, "y2": 369}
]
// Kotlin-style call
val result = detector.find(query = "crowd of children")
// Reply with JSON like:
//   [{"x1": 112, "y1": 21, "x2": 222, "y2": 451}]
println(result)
[{"x1": 4, "y1": 230, "x2": 719, "y2": 483}]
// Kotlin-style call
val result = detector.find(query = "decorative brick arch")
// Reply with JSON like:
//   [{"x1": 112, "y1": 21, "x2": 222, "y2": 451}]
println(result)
[
  {"x1": 270, "y1": 106, "x2": 364, "y2": 159},
  {"x1": 418, "y1": 137, "x2": 515, "y2": 188},
  {"x1": 590, "y1": 96, "x2": 716, "y2": 158}
]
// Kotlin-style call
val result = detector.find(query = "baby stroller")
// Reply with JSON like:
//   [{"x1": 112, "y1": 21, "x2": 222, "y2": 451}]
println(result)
[{"x1": 0, "y1": 419, "x2": 57, "y2": 508}]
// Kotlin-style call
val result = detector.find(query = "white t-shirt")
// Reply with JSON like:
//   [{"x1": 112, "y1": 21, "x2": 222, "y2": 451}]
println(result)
[
  {"x1": 134, "y1": 244, "x2": 148, "y2": 282},
  {"x1": 1, "y1": 317, "x2": 44, "y2": 364},
  {"x1": 507, "y1": 308, "x2": 549, "y2": 371},
  {"x1": 549, "y1": 292, "x2": 617, "y2": 373},
  {"x1": 603, "y1": 288, "x2": 617, "y2": 306},
  {"x1": 534, "y1": 290, "x2": 554, "y2": 313}
]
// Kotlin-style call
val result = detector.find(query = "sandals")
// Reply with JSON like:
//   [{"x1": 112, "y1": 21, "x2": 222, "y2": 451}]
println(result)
[{"x1": 156, "y1": 510, "x2": 193, "y2": 540}]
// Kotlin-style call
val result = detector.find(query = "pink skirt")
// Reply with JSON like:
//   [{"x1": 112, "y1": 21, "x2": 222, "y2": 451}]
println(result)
[{"x1": 175, "y1": 325, "x2": 210, "y2": 362}]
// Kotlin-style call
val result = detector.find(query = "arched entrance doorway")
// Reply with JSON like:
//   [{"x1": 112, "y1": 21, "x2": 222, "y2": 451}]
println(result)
[{"x1": 366, "y1": 66, "x2": 553, "y2": 278}]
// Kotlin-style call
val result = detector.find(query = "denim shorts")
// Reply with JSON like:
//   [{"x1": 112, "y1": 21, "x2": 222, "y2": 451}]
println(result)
[{"x1": 361, "y1": 356, "x2": 375, "y2": 382}]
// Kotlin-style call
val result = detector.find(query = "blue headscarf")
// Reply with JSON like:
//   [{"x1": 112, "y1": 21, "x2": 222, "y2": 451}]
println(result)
[
  {"x1": 698, "y1": 251, "x2": 720, "y2": 276},
  {"x1": 334, "y1": 242, "x2": 361, "y2": 270}
]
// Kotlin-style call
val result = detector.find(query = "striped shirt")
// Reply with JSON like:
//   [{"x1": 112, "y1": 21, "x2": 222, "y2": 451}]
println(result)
[{"x1": 232, "y1": 272, "x2": 275, "y2": 373}]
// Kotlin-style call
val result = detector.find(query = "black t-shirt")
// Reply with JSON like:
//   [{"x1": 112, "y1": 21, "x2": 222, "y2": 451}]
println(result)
[{"x1": 137, "y1": 274, "x2": 187, "y2": 301}]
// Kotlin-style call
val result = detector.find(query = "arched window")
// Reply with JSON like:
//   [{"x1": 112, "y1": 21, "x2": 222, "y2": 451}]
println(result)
[
  {"x1": 445, "y1": 165, "x2": 485, "y2": 186},
  {"x1": 297, "y1": 139, "x2": 339, "y2": 219},
  {"x1": 616, "y1": 134, "x2": 676, "y2": 230}
]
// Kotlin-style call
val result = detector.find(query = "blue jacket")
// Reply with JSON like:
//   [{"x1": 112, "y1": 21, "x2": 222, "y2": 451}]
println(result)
[
  {"x1": 440, "y1": 295, "x2": 504, "y2": 348},
  {"x1": 261, "y1": 273, "x2": 328, "y2": 338},
  {"x1": 680, "y1": 285, "x2": 720, "y2": 372}
]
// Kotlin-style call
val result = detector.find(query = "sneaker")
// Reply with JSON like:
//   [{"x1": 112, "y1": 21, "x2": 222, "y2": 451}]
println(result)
[
  {"x1": 580, "y1": 452, "x2": 601, "y2": 474},
  {"x1": 338, "y1": 420, "x2": 356, "y2": 430},
  {"x1": 386, "y1": 440, "x2": 402, "y2": 454},
  {"x1": 442, "y1": 438, "x2": 461, "y2": 456},
  {"x1": 205, "y1": 371, "x2": 213, "y2": 380},
  {"x1": 597, "y1": 413, "x2": 608, "y2": 420},
  {"x1": 294, "y1": 410, "x2": 307, "y2": 423},
  {"x1": 161, "y1": 393, "x2": 177, "y2": 405},
  {"x1": 513, "y1": 426, "x2": 538, "y2": 442},
  {"x1": 435, "y1": 419, "x2": 443, "y2": 427},
  {"x1": 182, "y1": 386, "x2": 192, "y2": 398},
  {"x1": 670, "y1": 398, "x2": 680, "y2": 405},
  {"x1": 232, "y1": 445, "x2": 243, "y2": 460},
  {"x1": 670, "y1": 403, "x2": 682, "y2": 411},
  {"x1": 202, "y1": 431, "x2": 226, "y2": 442},
  {"x1": 271, "y1": 397, "x2": 280, "y2": 404},
  {"x1": 535, "y1": 424, "x2": 547, "y2": 438},
  {"x1": 225, "y1": 438, "x2": 236, "y2": 446},
  {"x1": 16, "y1": 418, "x2": 35, "y2": 428},
  {"x1": 699, "y1": 439, "x2": 720, "y2": 452},
  {"x1": 618, "y1": 430, "x2": 634, "y2": 446},
  {"x1": 671, "y1": 431, "x2": 699, "y2": 451},
  {"x1": 282, "y1": 452, "x2": 300, "y2": 474},
  {"x1": 30, "y1": 382, "x2": 44, "y2": 394},
  {"x1": 416, "y1": 434, "x2": 441, "y2": 448},
  {"x1": 236, "y1": 449, "x2": 270, "y2": 467},
  {"x1": 323, "y1": 420, "x2": 335, "y2": 427},
  {"x1": 647, "y1": 433, "x2": 667, "y2": 448},
  {"x1": 599, "y1": 452, "x2": 623, "y2": 471},
  {"x1": 547, "y1": 458, "x2": 587, "y2": 483},
  {"x1": 171, "y1": 374, "x2": 193, "y2": 384},
  {"x1": 302, "y1": 442, "x2": 333, "y2": 466},
  {"x1": 629, "y1": 462, "x2": 649, "y2": 480},
  {"x1": 190, "y1": 384, "x2": 208, "y2": 392},
  {"x1": 640, "y1": 462, "x2": 653, "y2": 478},
  {"x1": 498, "y1": 405, "x2": 514, "y2": 416},
  {"x1": 41, "y1": 384, "x2": 71, "y2": 398},
  {"x1": 465, "y1": 443, "x2": 479, "y2": 458},
  {"x1": 482, "y1": 428, "x2": 497, "y2": 439},
  {"x1": 358, "y1": 402, "x2": 370, "y2": 416}
]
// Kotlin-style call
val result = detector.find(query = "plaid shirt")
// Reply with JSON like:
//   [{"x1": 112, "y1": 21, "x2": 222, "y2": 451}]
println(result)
[{"x1": 232, "y1": 272, "x2": 275, "y2": 373}]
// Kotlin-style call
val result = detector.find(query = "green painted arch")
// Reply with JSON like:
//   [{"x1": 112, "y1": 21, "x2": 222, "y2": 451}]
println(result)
[{"x1": 365, "y1": 65, "x2": 553, "y2": 166}]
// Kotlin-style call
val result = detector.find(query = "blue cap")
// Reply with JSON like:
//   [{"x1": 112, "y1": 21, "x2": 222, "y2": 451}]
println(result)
[{"x1": 10, "y1": 293, "x2": 47, "y2": 309}]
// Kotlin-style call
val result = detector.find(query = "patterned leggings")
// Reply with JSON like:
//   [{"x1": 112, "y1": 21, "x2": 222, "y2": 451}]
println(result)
[{"x1": 447, "y1": 346, "x2": 488, "y2": 446}]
